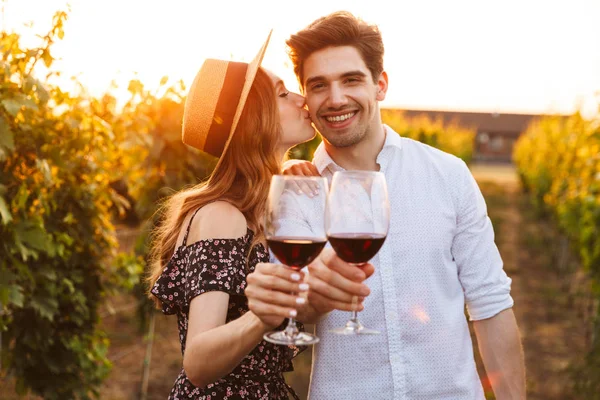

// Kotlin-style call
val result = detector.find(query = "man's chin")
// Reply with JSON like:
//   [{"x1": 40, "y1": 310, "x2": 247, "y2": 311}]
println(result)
[{"x1": 320, "y1": 134, "x2": 361, "y2": 149}]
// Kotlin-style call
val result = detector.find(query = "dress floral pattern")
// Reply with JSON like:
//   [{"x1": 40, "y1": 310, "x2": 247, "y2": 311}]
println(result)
[{"x1": 151, "y1": 214, "x2": 303, "y2": 400}]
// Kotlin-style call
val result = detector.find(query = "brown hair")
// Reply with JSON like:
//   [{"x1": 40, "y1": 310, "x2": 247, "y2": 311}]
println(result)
[
  {"x1": 147, "y1": 68, "x2": 281, "y2": 306},
  {"x1": 286, "y1": 11, "x2": 385, "y2": 87}
]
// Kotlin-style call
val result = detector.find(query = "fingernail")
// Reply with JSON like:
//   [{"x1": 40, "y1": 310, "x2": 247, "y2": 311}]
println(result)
[
  {"x1": 297, "y1": 189, "x2": 302, "y2": 195},
  {"x1": 298, "y1": 283, "x2": 309, "y2": 291},
  {"x1": 289, "y1": 309, "x2": 297, "y2": 317},
  {"x1": 291, "y1": 273, "x2": 301, "y2": 281},
  {"x1": 313, "y1": 190, "x2": 319, "y2": 196},
  {"x1": 296, "y1": 297, "x2": 306, "y2": 304},
  {"x1": 361, "y1": 287, "x2": 370, "y2": 296}
]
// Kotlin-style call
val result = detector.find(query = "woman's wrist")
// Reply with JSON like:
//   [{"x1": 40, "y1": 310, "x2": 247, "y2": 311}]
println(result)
[{"x1": 245, "y1": 311, "x2": 275, "y2": 334}]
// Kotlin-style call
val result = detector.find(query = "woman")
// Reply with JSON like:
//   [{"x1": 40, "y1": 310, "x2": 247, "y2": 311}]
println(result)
[{"x1": 148, "y1": 33, "x2": 315, "y2": 399}]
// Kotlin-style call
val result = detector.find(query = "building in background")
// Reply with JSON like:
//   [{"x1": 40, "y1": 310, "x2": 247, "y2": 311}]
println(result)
[{"x1": 394, "y1": 109, "x2": 544, "y2": 163}]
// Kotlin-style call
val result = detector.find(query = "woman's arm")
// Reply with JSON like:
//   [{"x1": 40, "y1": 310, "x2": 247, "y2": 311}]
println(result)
[
  {"x1": 183, "y1": 292, "x2": 272, "y2": 387},
  {"x1": 180, "y1": 202, "x2": 281, "y2": 388}
]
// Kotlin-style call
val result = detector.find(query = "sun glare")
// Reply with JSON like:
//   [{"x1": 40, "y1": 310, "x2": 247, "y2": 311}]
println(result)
[{"x1": 4, "y1": 0, "x2": 600, "y2": 116}]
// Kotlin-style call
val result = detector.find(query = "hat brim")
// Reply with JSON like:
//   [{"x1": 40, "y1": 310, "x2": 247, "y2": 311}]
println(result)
[{"x1": 212, "y1": 30, "x2": 273, "y2": 172}]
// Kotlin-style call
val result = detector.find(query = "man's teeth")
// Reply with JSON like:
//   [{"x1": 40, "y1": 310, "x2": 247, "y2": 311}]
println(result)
[{"x1": 325, "y1": 112, "x2": 355, "y2": 122}]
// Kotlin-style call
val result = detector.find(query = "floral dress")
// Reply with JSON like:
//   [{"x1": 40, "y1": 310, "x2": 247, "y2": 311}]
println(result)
[{"x1": 151, "y1": 210, "x2": 303, "y2": 400}]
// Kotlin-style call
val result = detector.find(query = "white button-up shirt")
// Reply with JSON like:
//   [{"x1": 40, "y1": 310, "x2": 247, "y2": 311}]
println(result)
[{"x1": 282, "y1": 125, "x2": 514, "y2": 399}]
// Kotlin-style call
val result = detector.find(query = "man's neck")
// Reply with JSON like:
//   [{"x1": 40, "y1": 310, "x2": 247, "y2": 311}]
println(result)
[{"x1": 324, "y1": 123, "x2": 386, "y2": 171}]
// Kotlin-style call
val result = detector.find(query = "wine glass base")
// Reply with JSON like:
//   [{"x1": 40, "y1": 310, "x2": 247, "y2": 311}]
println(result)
[
  {"x1": 263, "y1": 331, "x2": 320, "y2": 346},
  {"x1": 330, "y1": 319, "x2": 380, "y2": 335}
]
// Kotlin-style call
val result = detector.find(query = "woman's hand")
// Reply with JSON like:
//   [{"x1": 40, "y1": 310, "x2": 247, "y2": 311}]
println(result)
[
  {"x1": 282, "y1": 159, "x2": 320, "y2": 177},
  {"x1": 245, "y1": 262, "x2": 310, "y2": 329},
  {"x1": 282, "y1": 160, "x2": 322, "y2": 197}
]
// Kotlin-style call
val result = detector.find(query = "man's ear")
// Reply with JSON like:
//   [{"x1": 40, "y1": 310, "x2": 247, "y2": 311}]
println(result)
[{"x1": 376, "y1": 71, "x2": 388, "y2": 101}]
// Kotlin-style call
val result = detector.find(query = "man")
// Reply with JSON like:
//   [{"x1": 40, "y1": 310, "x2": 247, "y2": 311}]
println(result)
[{"x1": 247, "y1": 11, "x2": 525, "y2": 399}]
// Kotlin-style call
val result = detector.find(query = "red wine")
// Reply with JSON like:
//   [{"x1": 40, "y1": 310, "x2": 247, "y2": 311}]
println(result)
[
  {"x1": 267, "y1": 237, "x2": 327, "y2": 269},
  {"x1": 328, "y1": 233, "x2": 387, "y2": 263}
]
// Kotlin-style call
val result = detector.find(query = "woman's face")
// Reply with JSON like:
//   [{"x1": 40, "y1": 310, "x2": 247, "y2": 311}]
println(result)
[{"x1": 266, "y1": 70, "x2": 316, "y2": 149}]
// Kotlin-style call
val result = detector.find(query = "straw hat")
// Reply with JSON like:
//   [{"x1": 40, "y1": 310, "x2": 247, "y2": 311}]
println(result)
[{"x1": 182, "y1": 30, "x2": 272, "y2": 159}]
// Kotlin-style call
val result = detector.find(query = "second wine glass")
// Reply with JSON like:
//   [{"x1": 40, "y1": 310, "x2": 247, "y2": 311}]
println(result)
[
  {"x1": 326, "y1": 170, "x2": 390, "y2": 335},
  {"x1": 264, "y1": 175, "x2": 329, "y2": 346}
]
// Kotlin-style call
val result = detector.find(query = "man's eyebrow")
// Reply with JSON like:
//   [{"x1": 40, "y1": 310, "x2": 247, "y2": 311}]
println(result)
[
  {"x1": 305, "y1": 70, "x2": 368, "y2": 87},
  {"x1": 340, "y1": 70, "x2": 367, "y2": 79}
]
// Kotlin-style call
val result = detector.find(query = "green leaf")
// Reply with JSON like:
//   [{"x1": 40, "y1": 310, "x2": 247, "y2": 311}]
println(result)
[
  {"x1": 35, "y1": 79, "x2": 50, "y2": 103},
  {"x1": 62, "y1": 213, "x2": 75, "y2": 224},
  {"x1": 31, "y1": 294, "x2": 58, "y2": 321},
  {"x1": 0, "y1": 267, "x2": 17, "y2": 285},
  {"x1": 0, "y1": 287, "x2": 8, "y2": 306},
  {"x1": 42, "y1": 49, "x2": 53, "y2": 68},
  {"x1": 2, "y1": 61, "x2": 10, "y2": 78},
  {"x1": 2, "y1": 98, "x2": 21, "y2": 116},
  {"x1": 14, "y1": 184, "x2": 30, "y2": 210},
  {"x1": 39, "y1": 267, "x2": 57, "y2": 281},
  {"x1": 36, "y1": 159, "x2": 53, "y2": 184},
  {"x1": 62, "y1": 278, "x2": 75, "y2": 294},
  {"x1": 9, "y1": 285, "x2": 25, "y2": 307},
  {"x1": 15, "y1": 239, "x2": 37, "y2": 261},
  {"x1": 15, "y1": 223, "x2": 51, "y2": 252},
  {"x1": 20, "y1": 96, "x2": 38, "y2": 111},
  {"x1": 0, "y1": 196, "x2": 12, "y2": 224}
]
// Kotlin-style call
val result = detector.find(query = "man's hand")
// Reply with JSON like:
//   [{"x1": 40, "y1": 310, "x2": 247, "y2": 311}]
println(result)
[{"x1": 306, "y1": 248, "x2": 375, "y2": 317}]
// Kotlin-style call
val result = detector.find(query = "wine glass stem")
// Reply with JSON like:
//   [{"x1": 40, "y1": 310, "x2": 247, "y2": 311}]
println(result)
[
  {"x1": 283, "y1": 292, "x2": 299, "y2": 338},
  {"x1": 284, "y1": 317, "x2": 299, "y2": 338},
  {"x1": 351, "y1": 295, "x2": 360, "y2": 323}
]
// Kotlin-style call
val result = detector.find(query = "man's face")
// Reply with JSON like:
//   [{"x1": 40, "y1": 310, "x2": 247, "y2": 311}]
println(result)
[{"x1": 302, "y1": 46, "x2": 387, "y2": 148}]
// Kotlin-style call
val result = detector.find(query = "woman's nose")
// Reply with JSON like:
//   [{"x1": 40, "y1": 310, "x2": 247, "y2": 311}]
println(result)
[{"x1": 293, "y1": 93, "x2": 306, "y2": 108}]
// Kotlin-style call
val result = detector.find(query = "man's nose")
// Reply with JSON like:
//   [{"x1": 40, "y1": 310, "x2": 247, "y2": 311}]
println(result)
[{"x1": 327, "y1": 84, "x2": 348, "y2": 109}]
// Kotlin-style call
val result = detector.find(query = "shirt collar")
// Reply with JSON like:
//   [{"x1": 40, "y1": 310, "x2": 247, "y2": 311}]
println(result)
[{"x1": 312, "y1": 124, "x2": 403, "y2": 175}]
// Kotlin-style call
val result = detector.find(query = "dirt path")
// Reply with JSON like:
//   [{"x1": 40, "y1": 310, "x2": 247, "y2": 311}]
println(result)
[{"x1": 473, "y1": 165, "x2": 591, "y2": 400}]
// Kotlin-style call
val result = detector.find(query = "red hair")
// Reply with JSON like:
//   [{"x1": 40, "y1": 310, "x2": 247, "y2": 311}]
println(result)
[{"x1": 147, "y1": 68, "x2": 280, "y2": 306}]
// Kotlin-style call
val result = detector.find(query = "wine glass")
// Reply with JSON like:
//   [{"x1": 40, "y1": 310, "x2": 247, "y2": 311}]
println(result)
[
  {"x1": 264, "y1": 175, "x2": 329, "y2": 346},
  {"x1": 326, "y1": 170, "x2": 390, "y2": 335}
]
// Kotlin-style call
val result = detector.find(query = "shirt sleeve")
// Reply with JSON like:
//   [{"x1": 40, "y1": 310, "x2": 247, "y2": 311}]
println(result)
[
  {"x1": 451, "y1": 162, "x2": 514, "y2": 321},
  {"x1": 151, "y1": 237, "x2": 248, "y2": 314}
]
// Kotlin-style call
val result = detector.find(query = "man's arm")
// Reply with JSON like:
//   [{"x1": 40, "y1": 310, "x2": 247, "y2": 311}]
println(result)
[
  {"x1": 473, "y1": 308, "x2": 526, "y2": 399},
  {"x1": 449, "y1": 162, "x2": 524, "y2": 398}
]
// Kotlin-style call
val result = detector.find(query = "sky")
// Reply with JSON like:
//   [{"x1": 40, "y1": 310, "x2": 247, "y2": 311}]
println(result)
[{"x1": 4, "y1": 0, "x2": 600, "y2": 117}]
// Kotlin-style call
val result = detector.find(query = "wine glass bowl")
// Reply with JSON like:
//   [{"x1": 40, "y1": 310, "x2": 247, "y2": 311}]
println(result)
[
  {"x1": 263, "y1": 175, "x2": 329, "y2": 346},
  {"x1": 326, "y1": 170, "x2": 390, "y2": 335}
]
